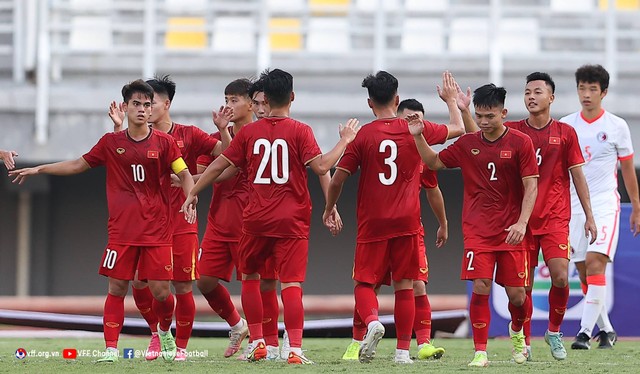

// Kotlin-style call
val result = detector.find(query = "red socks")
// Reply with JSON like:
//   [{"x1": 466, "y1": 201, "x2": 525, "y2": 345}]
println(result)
[
  {"x1": 103, "y1": 293, "x2": 125, "y2": 349},
  {"x1": 354, "y1": 284, "x2": 379, "y2": 326},
  {"x1": 394, "y1": 289, "x2": 414, "y2": 350},
  {"x1": 241, "y1": 279, "x2": 264, "y2": 340},
  {"x1": 523, "y1": 289, "x2": 532, "y2": 345},
  {"x1": 153, "y1": 292, "x2": 175, "y2": 332},
  {"x1": 548, "y1": 285, "x2": 569, "y2": 333},
  {"x1": 261, "y1": 289, "x2": 280, "y2": 347},
  {"x1": 352, "y1": 307, "x2": 367, "y2": 341},
  {"x1": 469, "y1": 293, "x2": 490, "y2": 351},
  {"x1": 175, "y1": 292, "x2": 195, "y2": 349},
  {"x1": 281, "y1": 286, "x2": 304, "y2": 349},
  {"x1": 203, "y1": 284, "x2": 241, "y2": 327},
  {"x1": 414, "y1": 294, "x2": 431, "y2": 345},
  {"x1": 508, "y1": 293, "x2": 530, "y2": 332},
  {"x1": 132, "y1": 286, "x2": 158, "y2": 333}
]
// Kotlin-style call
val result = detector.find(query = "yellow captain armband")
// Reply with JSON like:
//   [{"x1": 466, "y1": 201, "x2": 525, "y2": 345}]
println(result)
[{"x1": 171, "y1": 157, "x2": 188, "y2": 174}]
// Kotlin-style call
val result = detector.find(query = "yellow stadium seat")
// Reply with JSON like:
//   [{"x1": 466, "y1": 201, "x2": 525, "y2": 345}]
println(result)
[
  {"x1": 309, "y1": 0, "x2": 350, "y2": 15},
  {"x1": 165, "y1": 17, "x2": 207, "y2": 49},
  {"x1": 269, "y1": 18, "x2": 302, "y2": 51},
  {"x1": 599, "y1": 0, "x2": 640, "y2": 10}
]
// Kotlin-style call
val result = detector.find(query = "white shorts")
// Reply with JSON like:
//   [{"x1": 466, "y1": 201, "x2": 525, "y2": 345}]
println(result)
[{"x1": 569, "y1": 209, "x2": 620, "y2": 263}]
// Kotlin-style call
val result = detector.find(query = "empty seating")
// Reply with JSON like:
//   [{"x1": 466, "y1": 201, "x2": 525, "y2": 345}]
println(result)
[
  {"x1": 449, "y1": 18, "x2": 489, "y2": 55},
  {"x1": 306, "y1": 17, "x2": 349, "y2": 53},
  {"x1": 165, "y1": 17, "x2": 207, "y2": 49},
  {"x1": 401, "y1": 18, "x2": 444, "y2": 54},
  {"x1": 499, "y1": 18, "x2": 540, "y2": 55},
  {"x1": 269, "y1": 18, "x2": 303, "y2": 51},
  {"x1": 69, "y1": 16, "x2": 112, "y2": 51},
  {"x1": 212, "y1": 16, "x2": 256, "y2": 53}
]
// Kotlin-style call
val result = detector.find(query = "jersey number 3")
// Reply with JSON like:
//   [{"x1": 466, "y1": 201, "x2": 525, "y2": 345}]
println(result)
[
  {"x1": 254, "y1": 138, "x2": 290, "y2": 184},
  {"x1": 378, "y1": 140, "x2": 398, "y2": 185}
]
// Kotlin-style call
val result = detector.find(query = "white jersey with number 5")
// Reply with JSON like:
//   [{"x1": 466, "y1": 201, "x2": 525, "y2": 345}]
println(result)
[{"x1": 560, "y1": 110, "x2": 634, "y2": 213}]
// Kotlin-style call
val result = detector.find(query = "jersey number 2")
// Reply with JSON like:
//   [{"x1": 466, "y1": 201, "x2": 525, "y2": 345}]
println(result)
[
  {"x1": 254, "y1": 139, "x2": 289, "y2": 184},
  {"x1": 378, "y1": 140, "x2": 398, "y2": 185}
]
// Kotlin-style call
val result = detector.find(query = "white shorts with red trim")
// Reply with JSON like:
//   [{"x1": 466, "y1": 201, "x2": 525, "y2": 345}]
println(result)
[{"x1": 570, "y1": 209, "x2": 619, "y2": 262}]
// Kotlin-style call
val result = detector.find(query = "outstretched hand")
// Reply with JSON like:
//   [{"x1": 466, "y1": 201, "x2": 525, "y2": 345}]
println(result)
[
  {"x1": 8, "y1": 166, "x2": 39, "y2": 185},
  {"x1": 505, "y1": 221, "x2": 526, "y2": 245},
  {"x1": 212, "y1": 106, "x2": 234, "y2": 131},
  {"x1": 455, "y1": 83, "x2": 472, "y2": 111},
  {"x1": 0, "y1": 149, "x2": 18, "y2": 170},
  {"x1": 339, "y1": 118, "x2": 361, "y2": 144},
  {"x1": 436, "y1": 71, "x2": 459, "y2": 103},
  {"x1": 108, "y1": 101, "x2": 126, "y2": 131},
  {"x1": 406, "y1": 113, "x2": 424, "y2": 135}
]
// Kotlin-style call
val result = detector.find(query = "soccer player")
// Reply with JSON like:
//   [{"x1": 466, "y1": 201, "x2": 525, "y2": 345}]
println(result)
[
  {"x1": 341, "y1": 97, "x2": 454, "y2": 361},
  {"x1": 196, "y1": 78, "x2": 255, "y2": 359},
  {"x1": 411, "y1": 83, "x2": 538, "y2": 367},
  {"x1": 560, "y1": 64, "x2": 640, "y2": 350},
  {"x1": 324, "y1": 71, "x2": 462, "y2": 364},
  {"x1": 1, "y1": 149, "x2": 18, "y2": 170},
  {"x1": 182, "y1": 68, "x2": 359, "y2": 364},
  {"x1": 10, "y1": 79, "x2": 197, "y2": 363},
  {"x1": 459, "y1": 72, "x2": 597, "y2": 360},
  {"x1": 109, "y1": 75, "x2": 224, "y2": 361}
]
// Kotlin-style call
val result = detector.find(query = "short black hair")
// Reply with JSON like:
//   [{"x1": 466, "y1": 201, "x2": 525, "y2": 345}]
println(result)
[
  {"x1": 526, "y1": 72, "x2": 555, "y2": 94},
  {"x1": 249, "y1": 77, "x2": 265, "y2": 99},
  {"x1": 473, "y1": 84, "x2": 507, "y2": 109},
  {"x1": 225, "y1": 78, "x2": 252, "y2": 97},
  {"x1": 122, "y1": 79, "x2": 154, "y2": 103},
  {"x1": 362, "y1": 71, "x2": 398, "y2": 106},
  {"x1": 397, "y1": 98, "x2": 424, "y2": 114},
  {"x1": 146, "y1": 74, "x2": 176, "y2": 101},
  {"x1": 575, "y1": 64, "x2": 609, "y2": 92},
  {"x1": 261, "y1": 68, "x2": 293, "y2": 108}
]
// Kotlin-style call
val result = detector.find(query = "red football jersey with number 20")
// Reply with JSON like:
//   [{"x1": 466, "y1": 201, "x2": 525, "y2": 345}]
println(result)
[{"x1": 439, "y1": 128, "x2": 539, "y2": 251}]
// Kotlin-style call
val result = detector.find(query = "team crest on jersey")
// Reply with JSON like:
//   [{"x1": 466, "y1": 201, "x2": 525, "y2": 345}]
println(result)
[
  {"x1": 176, "y1": 140, "x2": 184, "y2": 148},
  {"x1": 116, "y1": 148, "x2": 125, "y2": 154},
  {"x1": 597, "y1": 131, "x2": 608, "y2": 142},
  {"x1": 147, "y1": 150, "x2": 159, "y2": 159},
  {"x1": 549, "y1": 137, "x2": 561, "y2": 145},
  {"x1": 471, "y1": 149, "x2": 480, "y2": 155},
  {"x1": 500, "y1": 150, "x2": 512, "y2": 159}
]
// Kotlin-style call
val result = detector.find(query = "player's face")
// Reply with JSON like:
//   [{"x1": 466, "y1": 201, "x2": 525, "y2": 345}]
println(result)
[
  {"x1": 124, "y1": 93, "x2": 152, "y2": 127},
  {"x1": 149, "y1": 93, "x2": 170, "y2": 124},
  {"x1": 252, "y1": 91, "x2": 269, "y2": 119},
  {"x1": 225, "y1": 94, "x2": 252, "y2": 122},
  {"x1": 577, "y1": 81, "x2": 606, "y2": 111},
  {"x1": 524, "y1": 80, "x2": 553, "y2": 115},
  {"x1": 474, "y1": 105, "x2": 507, "y2": 135},
  {"x1": 398, "y1": 108, "x2": 424, "y2": 121}
]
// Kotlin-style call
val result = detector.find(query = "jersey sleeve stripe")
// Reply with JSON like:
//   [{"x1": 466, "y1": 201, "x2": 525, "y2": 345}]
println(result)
[
  {"x1": 335, "y1": 166, "x2": 352, "y2": 175},
  {"x1": 80, "y1": 156, "x2": 92, "y2": 168},
  {"x1": 220, "y1": 154, "x2": 237, "y2": 168},
  {"x1": 171, "y1": 157, "x2": 188, "y2": 174},
  {"x1": 568, "y1": 162, "x2": 586, "y2": 170},
  {"x1": 304, "y1": 154, "x2": 322, "y2": 166},
  {"x1": 522, "y1": 174, "x2": 539, "y2": 180},
  {"x1": 618, "y1": 153, "x2": 634, "y2": 161}
]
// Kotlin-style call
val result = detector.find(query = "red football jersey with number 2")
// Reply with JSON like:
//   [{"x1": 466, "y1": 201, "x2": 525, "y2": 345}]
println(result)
[
  {"x1": 83, "y1": 129, "x2": 184, "y2": 246},
  {"x1": 438, "y1": 128, "x2": 539, "y2": 251}
]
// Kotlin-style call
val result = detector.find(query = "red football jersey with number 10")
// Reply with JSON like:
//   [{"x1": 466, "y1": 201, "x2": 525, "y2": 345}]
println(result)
[
  {"x1": 221, "y1": 117, "x2": 322, "y2": 238},
  {"x1": 82, "y1": 129, "x2": 184, "y2": 246},
  {"x1": 506, "y1": 119, "x2": 584, "y2": 234},
  {"x1": 168, "y1": 123, "x2": 219, "y2": 235},
  {"x1": 337, "y1": 118, "x2": 448, "y2": 243},
  {"x1": 438, "y1": 128, "x2": 539, "y2": 251}
]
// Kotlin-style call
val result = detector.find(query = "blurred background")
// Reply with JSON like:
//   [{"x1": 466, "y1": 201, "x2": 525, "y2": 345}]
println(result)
[{"x1": 0, "y1": 0, "x2": 639, "y2": 334}]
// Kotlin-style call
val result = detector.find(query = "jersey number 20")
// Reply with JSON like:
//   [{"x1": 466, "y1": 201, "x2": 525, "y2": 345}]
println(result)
[{"x1": 254, "y1": 138, "x2": 289, "y2": 184}]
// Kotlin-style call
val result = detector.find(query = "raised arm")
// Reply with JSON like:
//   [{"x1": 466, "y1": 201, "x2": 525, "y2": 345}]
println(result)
[
  {"x1": 569, "y1": 165, "x2": 597, "y2": 243},
  {"x1": 308, "y1": 118, "x2": 360, "y2": 176},
  {"x1": 455, "y1": 83, "x2": 479, "y2": 133},
  {"x1": 0, "y1": 149, "x2": 18, "y2": 170},
  {"x1": 407, "y1": 113, "x2": 446, "y2": 170},
  {"x1": 425, "y1": 186, "x2": 448, "y2": 248},
  {"x1": 437, "y1": 71, "x2": 465, "y2": 139},
  {"x1": 620, "y1": 157, "x2": 640, "y2": 236},
  {"x1": 9, "y1": 158, "x2": 90, "y2": 184},
  {"x1": 212, "y1": 106, "x2": 233, "y2": 155},
  {"x1": 505, "y1": 176, "x2": 538, "y2": 245},
  {"x1": 108, "y1": 101, "x2": 126, "y2": 132}
]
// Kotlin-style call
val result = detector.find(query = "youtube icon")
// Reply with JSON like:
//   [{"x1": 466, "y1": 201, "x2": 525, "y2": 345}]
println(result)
[{"x1": 63, "y1": 348, "x2": 77, "y2": 359}]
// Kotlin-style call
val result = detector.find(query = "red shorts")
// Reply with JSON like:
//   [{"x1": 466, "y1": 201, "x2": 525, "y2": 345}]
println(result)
[
  {"x1": 354, "y1": 234, "x2": 421, "y2": 285},
  {"x1": 262, "y1": 256, "x2": 279, "y2": 280},
  {"x1": 527, "y1": 231, "x2": 571, "y2": 268},
  {"x1": 238, "y1": 234, "x2": 307, "y2": 283},
  {"x1": 378, "y1": 235, "x2": 428, "y2": 286},
  {"x1": 98, "y1": 244, "x2": 173, "y2": 281},
  {"x1": 198, "y1": 238, "x2": 240, "y2": 282},
  {"x1": 460, "y1": 249, "x2": 529, "y2": 287},
  {"x1": 172, "y1": 233, "x2": 199, "y2": 282}
]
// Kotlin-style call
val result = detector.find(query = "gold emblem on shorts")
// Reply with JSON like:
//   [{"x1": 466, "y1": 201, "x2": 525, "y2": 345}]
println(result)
[
  {"x1": 559, "y1": 244, "x2": 568, "y2": 250},
  {"x1": 182, "y1": 267, "x2": 192, "y2": 273},
  {"x1": 518, "y1": 272, "x2": 526, "y2": 279},
  {"x1": 471, "y1": 149, "x2": 480, "y2": 155},
  {"x1": 420, "y1": 268, "x2": 428, "y2": 274},
  {"x1": 165, "y1": 265, "x2": 173, "y2": 272},
  {"x1": 116, "y1": 148, "x2": 125, "y2": 154}
]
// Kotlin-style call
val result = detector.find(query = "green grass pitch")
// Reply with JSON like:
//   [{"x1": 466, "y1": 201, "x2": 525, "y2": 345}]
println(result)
[{"x1": 1, "y1": 336, "x2": 639, "y2": 373}]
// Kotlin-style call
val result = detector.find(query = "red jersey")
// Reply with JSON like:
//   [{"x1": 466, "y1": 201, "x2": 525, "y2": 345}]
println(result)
[
  {"x1": 506, "y1": 119, "x2": 584, "y2": 234},
  {"x1": 197, "y1": 127, "x2": 251, "y2": 241},
  {"x1": 82, "y1": 129, "x2": 184, "y2": 246},
  {"x1": 221, "y1": 117, "x2": 322, "y2": 238},
  {"x1": 168, "y1": 123, "x2": 219, "y2": 235},
  {"x1": 438, "y1": 128, "x2": 539, "y2": 251},
  {"x1": 337, "y1": 118, "x2": 448, "y2": 243}
]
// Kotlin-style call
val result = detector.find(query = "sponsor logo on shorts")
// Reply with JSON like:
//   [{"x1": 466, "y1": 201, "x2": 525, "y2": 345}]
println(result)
[
  {"x1": 472, "y1": 323, "x2": 487, "y2": 329},
  {"x1": 420, "y1": 268, "x2": 428, "y2": 274},
  {"x1": 517, "y1": 272, "x2": 526, "y2": 279},
  {"x1": 165, "y1": 265, "x2": 173, "y2": 272},
  {"x1": 182, "y1": 267, "x2": 192, "y2": 273},
  {"x1": 105, "y1": 322, "x2": 120, "y2": 328},
  {"x1": 471, "y1": 149, "x2": 480, "y2": 155},
  {"x1": 116, "y1": 148, "x2": 125, "y2": 154},
  {"x1": 559, "y1": 244, "x2": 568, "y2": 250}
]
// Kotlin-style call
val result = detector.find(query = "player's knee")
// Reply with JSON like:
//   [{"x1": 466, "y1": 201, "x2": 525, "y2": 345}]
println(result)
[
  {"x1": 173, "y1": 281, "x2": 193, "y2": 294},
  {"x1": 412, "y1": 280, "x2": 426, "y2": 296},
  {"x1": 551, "y1": 274, "x2": 568, "y2": 288},
  {"x1": 508, "y1": 292, "x2": 526, "y2": 307},
  {"x1": 196, "y1": 277, "x2": 218, "y2": 294},
  {"x1": 260, "y1": 279, "x2": 277, "y2": 292},
  {"x1": 472, "y1": 279, "x2": 492, "y2": 294},
  {"x1": 131, "y1": 279, "x2": 147, "y2": 289}
]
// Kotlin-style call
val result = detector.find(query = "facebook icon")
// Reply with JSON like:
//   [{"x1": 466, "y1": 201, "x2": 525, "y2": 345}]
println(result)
[{"x1": 123, "y1": 348, "x2": 134, "y2": 359}]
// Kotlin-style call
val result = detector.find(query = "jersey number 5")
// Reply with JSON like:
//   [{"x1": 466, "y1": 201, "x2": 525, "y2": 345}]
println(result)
[
  {"x1": 254, "y1": 138, "x2": 290, "y2": 184},
  {"x1": 378, "y1": 140, "x2": 398, "y2": 185}
]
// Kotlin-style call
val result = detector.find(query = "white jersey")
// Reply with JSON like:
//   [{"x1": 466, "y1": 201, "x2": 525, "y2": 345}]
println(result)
[{"x1": 561, "y1": 110, "x2": 634, "y2": 213}]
